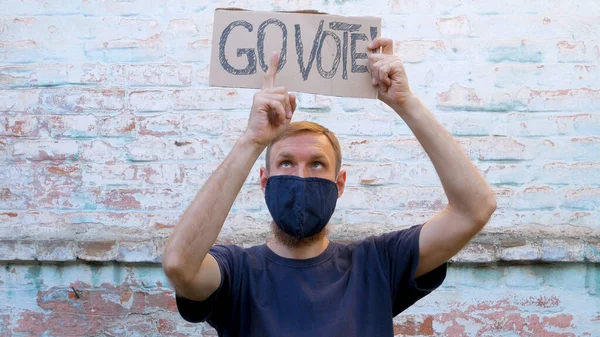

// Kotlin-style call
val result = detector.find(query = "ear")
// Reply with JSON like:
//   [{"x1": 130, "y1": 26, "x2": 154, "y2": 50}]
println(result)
[
  {"x1": 260, "y1": 166, "x2": 269, "y2": 193},
  {"x1": 335, "y1": 169, "x2": 347, "y2": 198}
]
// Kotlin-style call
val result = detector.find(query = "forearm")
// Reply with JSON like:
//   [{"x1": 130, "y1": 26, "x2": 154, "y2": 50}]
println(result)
[
  {"x1": 395, "y1": 97, "x2": 496, "y2": 225},
  {"x1": 163, "y1": 136, "x2": 265, "y2": 281}
]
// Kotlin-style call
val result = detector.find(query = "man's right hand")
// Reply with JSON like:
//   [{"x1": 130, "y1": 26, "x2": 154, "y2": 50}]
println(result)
[{"x1": 241, "y1": 51, "x2": 296, "y2": 148}]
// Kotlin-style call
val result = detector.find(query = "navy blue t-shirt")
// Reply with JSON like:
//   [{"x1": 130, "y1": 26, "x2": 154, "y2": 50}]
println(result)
[{"x1": 176, "y1": 224, "x2": 447, "y2": 337}]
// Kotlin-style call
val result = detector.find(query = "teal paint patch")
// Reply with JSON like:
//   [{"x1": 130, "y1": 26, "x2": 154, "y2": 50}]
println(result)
[
  {"x1": 25, "y1": 265, "x2": 43, "y2": 289},
  {"x1": 586, "y1": 264, "x2": 600, "y2": 296},
  {"x1": 83, "y1": 203, "x2": 98, "y2": 211},
  {"x1": 487, "y1": 45, "x2": 543, "y2": 63}
]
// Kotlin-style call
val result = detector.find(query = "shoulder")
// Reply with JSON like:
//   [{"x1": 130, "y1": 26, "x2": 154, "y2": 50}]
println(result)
[
  {"x1": 209, "y1": 244, "x2": 268, "y2": 267},
  {"x1": 350, "y1": 225, "x2": 423, "y2": 254}
]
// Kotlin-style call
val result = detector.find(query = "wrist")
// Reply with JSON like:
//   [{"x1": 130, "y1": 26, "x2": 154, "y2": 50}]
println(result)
[
  {"x1": 391, "y1": 94, "x2": 421, "y2": 119},
  {"x1": 237, "y1": 133, "x2": 267, "y2": 157}
]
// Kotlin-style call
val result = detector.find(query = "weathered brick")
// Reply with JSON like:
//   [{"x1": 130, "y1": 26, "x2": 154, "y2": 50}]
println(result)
[
  {"x1": 116, "y1": 240, "x2": 157, "y2": 262},
  {"x1": 12, "y1": 140, "x2": 80, "y2": 161},
  {"x1": 78, "y1": 63, "x2": 109, "y2": 84},
  {"x1": 507, "y1": 113, "x2": 600, "y2": 137},
  {"x1": 97, "y1": 112, "x2": 137, "y2": 137},
  {"x1": 0, "y1": 2, "x2": 599, "y2": 335},
  {"x1": 184, "y1": 112, "x2": 225, "y2": 136},
  {"x1": 112, "y1": 64, "x2": 193, "y2": 86},
  {"x1": 562, "y1": 187, "x2": 600, "y2": 211},
  {"x1": 0, "y1": 64, "x2": 71, "y2": 88},
  {"x1": 452, "y1": 243, "x2": 497, "y2": 263},
  {"x1": 0, "y1": 89, "x2": 39, "y2": 112},
  {"x1": 81, "y1": 140, "x2": 127, "y2": 163},
  {"x1": 500, "y1": 243, "x2": 542, "y2": 261},
  {"x1": 516, "y1": 87, "x2": 600, "y2": 112},
  {"x1": 129, "y1": 90, "x2": 173, "y2": 112},
  {"x1": 307, "y1": 113, "x2": 395, "y2": 136},
  {"x1": 77, "y1": 240, "x2": 118, "y2": 261},
  {"x1": 395, "y1": 40, "x2": 447, "y2": 63},
  {"x1": 481, "y1": 163, "x2": 532, "y2": 185},
  {"x1": 85, "y1": 33, "x2": 165, "y2": 63},
  {"x1": 37, "y1": 240, "x2": 77, "y2": 261},
  {"x1": 514, "y1": 186, "x2": 558, "y2": 211},
  {"x1": 436, "y1": 16, "x2": 471, "y2": 36},
  {"x1": 173, "y1": 88, "x2": 253, "y2": 111},
  {"x1": 541, "y1": 240, "x2": 585, "y2": 262},
  {"x1": 47, "y1": 115, "x2": 98, "y2": 138},
  {"x1": 125, "y1": 137, "x2": 225, "y2": 162},
  {"x1": 39, "y1": 88, "x2": 126, "y2": 113},
  {"x1": 341, "y1": 137, "x2": 427, "y2": 161},
  {"x1": 0, "y1": 240, "x2": 37, "y2": 260},
  {"x1": 138, "y1": 114, "x2": 184, "y2": 136},
  {"x1": 82, "y1": 163, "x2": 185, "y2": 186},
  {"x1": 556, "y1": 40, "x2": 591, "y2": 63},
  {"x1": 97, "y1": 188, "x2": 185, "y2": 210},
  {"x1": 31, "y1": 163, "x2": 86, "y2": 209},
  {"x1": 506, "y1": 265, "x2": 544, "y2": 288},
  {"x1": 0, "y1": 115, "x2": 42, "y2": 136}
]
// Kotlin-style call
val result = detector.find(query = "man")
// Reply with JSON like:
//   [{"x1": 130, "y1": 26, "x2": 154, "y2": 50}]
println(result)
[{"x1": 162, "y1": 37, "x2": 497, "y2": 336}]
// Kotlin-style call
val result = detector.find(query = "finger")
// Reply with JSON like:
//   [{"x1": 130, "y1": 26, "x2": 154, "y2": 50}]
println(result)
[
  {"x1": 377, "y1": 61, "x2": 393, "y2": 87},
  {"x1": 263, "y1": 92, "x2": 291, "y2": 115},
  {"x1": 266, "y1": 99, "x2": 286, "y2": 126},
  {"x1": 261, "y1": 52, "x2": 279, "y2": 90},
  {"x1": 368, "y1": 37, "x2": 394, "y2": 55},
  {"x1": 368, "y1": 53, "x2": 388, "y2": 63},
  {"x1": 369, "y1": 54, "x2": 386, "y2": 86},
  {"x1": 263, "y1": 94, "x2": 288, "y2": 123},
  {"x1": 266, "y1": 87, "x2": 292, "y2": 114},
  {"x1": 370, "y1": 61, "x2": 381, "y2": 86},
  {"x1": 288, "y1": 93, "x2": 297, "y2": 118}
]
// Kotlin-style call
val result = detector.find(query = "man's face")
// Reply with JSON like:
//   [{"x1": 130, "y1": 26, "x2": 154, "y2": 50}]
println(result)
[{"x1": 260, "y1": 132, "x2": 346, "y2": 197}]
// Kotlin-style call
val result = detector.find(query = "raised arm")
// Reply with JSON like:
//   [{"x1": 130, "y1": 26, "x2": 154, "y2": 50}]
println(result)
[
  {"x1": 162, "y1": 53, "x2": 296, "y2": 300},
  {"x1": 368, "y1": 38, "x2": 497, "y2": 278}
]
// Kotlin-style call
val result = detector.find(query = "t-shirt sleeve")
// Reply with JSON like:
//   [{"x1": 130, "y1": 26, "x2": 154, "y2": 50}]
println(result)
[
  {"x1": 373, "y1": 224, "x2": 447, "y2": 316},
  {"x1": 175, "y1": 244, "x2": 241, "y2": 327}
]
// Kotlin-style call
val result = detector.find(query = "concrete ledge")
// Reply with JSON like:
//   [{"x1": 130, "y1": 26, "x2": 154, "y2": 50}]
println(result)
[{"x1": 0, "y1": 232, "x2": 598, "y2": 264}]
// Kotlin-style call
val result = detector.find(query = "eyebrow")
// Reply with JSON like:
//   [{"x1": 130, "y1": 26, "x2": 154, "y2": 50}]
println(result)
[{"x1": 276, "y1": 151, "x2": 330, "y2": 163}]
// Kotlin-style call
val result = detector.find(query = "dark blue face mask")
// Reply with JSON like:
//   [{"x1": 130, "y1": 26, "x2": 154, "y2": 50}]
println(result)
[{"x1": 265, "y1": 175, "x2": 339, "y2": 240}]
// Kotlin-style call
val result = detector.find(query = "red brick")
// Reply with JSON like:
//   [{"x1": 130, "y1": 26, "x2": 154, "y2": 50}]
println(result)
[
  {"x1": 77, "y1": 241, "x2": 118, "y2": 261},
  {"x1": 0, "y1": 115, "x2": 42, "y2": 136}
]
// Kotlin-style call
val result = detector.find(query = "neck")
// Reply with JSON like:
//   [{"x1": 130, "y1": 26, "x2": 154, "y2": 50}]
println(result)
[{"x1": 267, "y1": 234, "x2": 330, "y2": 260}]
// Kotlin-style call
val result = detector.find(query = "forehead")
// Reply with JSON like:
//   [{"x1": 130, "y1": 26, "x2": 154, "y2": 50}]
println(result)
[{"x1": 270, "y1": 132, "x2": 335, "y2": 161}]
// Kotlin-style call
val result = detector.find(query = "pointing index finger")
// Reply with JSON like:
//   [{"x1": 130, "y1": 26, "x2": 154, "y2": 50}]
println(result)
[{"x1": 261, "y1": 51, "x2": 279, "y2": 89}]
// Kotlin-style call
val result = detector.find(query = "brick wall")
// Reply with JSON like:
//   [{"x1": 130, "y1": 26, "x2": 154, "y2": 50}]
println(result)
[{"x1": 0, "y1": 0, "x2": 598, "y2": 336}]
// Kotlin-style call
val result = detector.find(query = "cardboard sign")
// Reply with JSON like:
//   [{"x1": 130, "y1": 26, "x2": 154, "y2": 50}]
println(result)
[{"x1": 209, "y1": 9, "x2": 381, "y2": 98}]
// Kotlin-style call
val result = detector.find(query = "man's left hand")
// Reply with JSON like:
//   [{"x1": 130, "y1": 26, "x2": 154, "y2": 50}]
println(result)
[{"x1": 368, "y1": 37, "x2": 414, "y2": 114}]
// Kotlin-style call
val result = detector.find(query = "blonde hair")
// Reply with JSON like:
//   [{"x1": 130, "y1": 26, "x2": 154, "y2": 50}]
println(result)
[{"x1": 265, "y1": 121, "x2": 342, "y2": 173}]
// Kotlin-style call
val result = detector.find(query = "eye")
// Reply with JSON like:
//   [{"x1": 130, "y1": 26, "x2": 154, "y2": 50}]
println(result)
[
  {"x1": 280, "y1": 160, "x2": 292, "y2": 168},
  {"x1": 312, "y1": 162, "x2": 324, "y2": 169}
]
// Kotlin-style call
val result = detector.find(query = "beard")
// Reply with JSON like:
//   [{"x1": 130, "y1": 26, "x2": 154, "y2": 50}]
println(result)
[{"x1": 270, "y1": 222, "x2": 329, "y2": 248}]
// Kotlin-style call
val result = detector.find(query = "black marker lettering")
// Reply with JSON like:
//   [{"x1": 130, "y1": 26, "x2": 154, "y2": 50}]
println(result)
[
  {"x1": 219, "y1": 20, "x2": 256, "y2": 75},
  {"x1": 351, "y1": 32, "x2": 368, "y2": 73},
  {"x1": 316, "y1": 31, "x2": 341, "y2": 79},
  {"x1": 257, "y1": 19, "x2": 287, "y2": 73},
  {"x1": 329, "y1": 22, "x2": 362, "y2": 31},
  {"x1": 370, "y1": 26, "x2": 378, "y2": 41},
  {"x1": 329, "y1": 21, "x2": 362, "y2": 80},
  {"x1": 295, "y1": 20, "x2": 324, "y2": 81}
]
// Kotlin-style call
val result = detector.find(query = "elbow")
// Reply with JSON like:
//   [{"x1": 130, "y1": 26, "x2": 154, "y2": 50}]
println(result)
[
  {"x1": 473, "y1": 191, "x2": 497, "y2": 228},
  {"x1": 162, "y1": 251, "x2": 194, "y2": 287}
]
